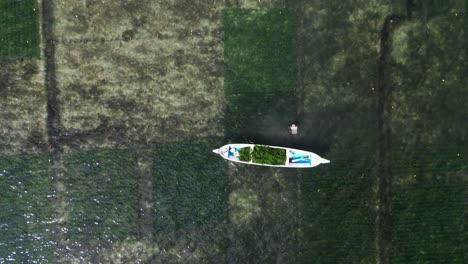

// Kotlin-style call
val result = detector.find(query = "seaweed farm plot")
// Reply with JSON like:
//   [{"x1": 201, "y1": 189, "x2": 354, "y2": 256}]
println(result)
[
  {"x1": 53, "y1": 0, "x2": 225, "y2": 41},
  {"x1": 227, "y1": 165, "x2": 301, "y2": 263},
  {"x1": 152, "y1": 139, "x2": 229, "y2": 263},
  {"x1": 297, "y1": 1, "x2": 391, "y2": 147},
  {"x1": 0, "y1": 60, "x2": 47, "y2": 155},
  {"x1": 224, "y1": 9, "x2": 297, "y2": 141},
  {"x1": 0, "y1": 0, "x2": 40, "y2": 58},
  {"x1": 391, "y1": 185, "x2": 464, "y2": 264},
  {"x1": 301, "y1": 153, "x2": 376, "y2": 263},
  {"x1": 389, "y1": 1, "x2": 466, "y2": 145},
  {"x1": 0, "y1": 155, "x2": 56, "y2": 263},
  {"x1": 55, "y1": 37, "x2": 224, "y2": 149},
  {"x1": 390, "y1": 145, "x2": 468, "y2": 185},
  {"x1": 53, "y1": 0, "x2": 225, "y2": 149},
  {"x1": 63, "y1": 150, "x2": 138, "y2": 260}
]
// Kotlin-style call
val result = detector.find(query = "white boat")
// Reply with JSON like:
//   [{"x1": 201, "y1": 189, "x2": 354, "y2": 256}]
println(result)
[{"x1": 212, "y1": 143, "x2": 330, "y2": 168}]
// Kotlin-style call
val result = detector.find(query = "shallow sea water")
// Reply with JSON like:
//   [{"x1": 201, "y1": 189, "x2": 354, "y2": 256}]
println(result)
[{"x1": 0, "y1": 1, "x2": 467, "y2": 263}]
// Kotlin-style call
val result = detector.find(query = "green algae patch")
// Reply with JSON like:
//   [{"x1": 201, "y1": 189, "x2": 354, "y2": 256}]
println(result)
[
  {"x1": 0, "y1": 154, "x2": 56, "y2": 263},
  {"x1": 0, "y1": 0, "x2": 40, "y2": 58}
]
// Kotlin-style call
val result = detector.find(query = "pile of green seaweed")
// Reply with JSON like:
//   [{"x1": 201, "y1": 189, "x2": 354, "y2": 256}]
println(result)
[{"x1": 239, "y1": 145, "x2": 286, "y2": 165}]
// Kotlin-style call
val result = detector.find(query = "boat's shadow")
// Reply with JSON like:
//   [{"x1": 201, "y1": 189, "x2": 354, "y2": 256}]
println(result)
[{"x1": 229, "y1": 130, "x2": 330, "y2": 155}]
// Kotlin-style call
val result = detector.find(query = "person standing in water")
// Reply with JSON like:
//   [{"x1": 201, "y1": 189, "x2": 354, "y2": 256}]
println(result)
[{"x1": 289, "y1": 124, "x2": 298, "y2": 135}]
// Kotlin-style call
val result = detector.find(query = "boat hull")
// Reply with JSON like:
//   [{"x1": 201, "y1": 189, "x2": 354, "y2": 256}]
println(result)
[{"x1": 212, "y1": 144, "x2": 330, "y2": 168}]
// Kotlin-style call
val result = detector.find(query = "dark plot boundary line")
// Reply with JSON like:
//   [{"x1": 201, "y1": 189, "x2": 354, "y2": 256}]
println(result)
[
  {"x1": 376, "y1": 15, "x2": 394, "y2": 264},
  {"x1": 465, "y1": 17, "x2": 468, "y2": 253},
  {"x1": 41, "y1": 0, "x2": 66, "y2": 261},
  {"x1": 42, "y1": 0, "x2": 60, "y2": 148},
  {"x1": 375, "y1": 5, "x2": 409, "y2": 263},
  {"x1": 375, "y1": 16, "x2": 396, "y2": 264}
]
